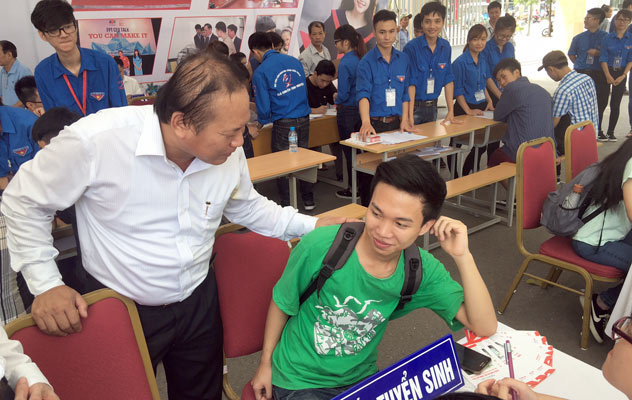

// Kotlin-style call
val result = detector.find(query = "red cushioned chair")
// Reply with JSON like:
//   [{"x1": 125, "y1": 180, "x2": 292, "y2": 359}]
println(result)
[
  {"x1": 214, "y1": 229, "x2": 291, "y2": 400},
  {"x1": 4, "y1": 289, "x2": 160, "y2": 399},
  {"x1": 564, "y1": 121, "x2": 598, "y2": 182},
  {"x1": 497, "y1": 137, "x2": 624, "y2": 349}
]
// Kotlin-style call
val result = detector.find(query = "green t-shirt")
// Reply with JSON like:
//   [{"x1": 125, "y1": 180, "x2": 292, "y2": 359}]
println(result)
[
  {"x1": 271, "y1": 225, "x2": 465, "y2": 390},
  {"x1": 574, "y1": 157, "x2": 632, "y2": 246}
]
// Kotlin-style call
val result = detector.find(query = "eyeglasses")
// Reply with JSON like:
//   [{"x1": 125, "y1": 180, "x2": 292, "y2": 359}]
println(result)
[
  {"x1": 496, "y1": 34, "x2": 513, "y2": 40},
  {"x1": 45, "y1": 22, "x2": 77, "y2": 37},
  {"x1": 611, "y1": 317, "x2": 632, "y2": 345},
  {"x1": 616, "y1": 17, "x2": 632, "y2": 23}
]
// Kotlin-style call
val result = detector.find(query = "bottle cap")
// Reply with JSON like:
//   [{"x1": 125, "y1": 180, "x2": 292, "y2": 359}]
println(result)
[{"x1": 573, "y1": 184, "x2": 583, "y2": 193}]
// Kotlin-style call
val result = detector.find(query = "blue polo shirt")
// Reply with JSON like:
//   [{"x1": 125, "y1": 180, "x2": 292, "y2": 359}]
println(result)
[
  {"x1": 34, "y1": 47, "x2": 127, "y2": 116},
  {"x1": 0, "y1": 60, "x2": 32, "y2": 106},
  {"x1": 452, "y1": 51, "x2": 490, "y2": 105},
  {"x1": 481, "y1": 39, "x2": 515, "y2": 87},
  {"x1": 568, "y1": 30, "x2": 608, "y2": 71},
  {"x1": 403, "y1": 35, "x2": 454, "y2": 101},
  {"x1": 0, "y1": 106, "x2": 38, "y2": 177},
  {"x1": 599, "y1": 31, "x2": 632, "y2": 67},
  {"x1": 335, "y1": 51, "x2": 360, "y2": 107},
  {"x1": 252, "y1": 50, "x2": 311, "y2": 125},
  {"x1": 356, "y1": 46, "x2": 411, "y2": 117}
]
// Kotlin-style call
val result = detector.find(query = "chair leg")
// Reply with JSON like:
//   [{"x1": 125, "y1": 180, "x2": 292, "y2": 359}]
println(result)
[
  {"x1": 535, "y1": 267, "x2": 563, "y2": 289},
  {"x1": 498, "y1": 256, "x2": 533, "y2": 314},
  {"x1": 580, "y1": 276, "x2": 595, "y2": 350}
]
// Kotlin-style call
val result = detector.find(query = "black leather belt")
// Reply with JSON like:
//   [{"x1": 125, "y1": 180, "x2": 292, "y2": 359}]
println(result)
[
  {"x1": 370, "y1": 116, "x2": 399, "y2": 123},
  {"x1": 415, "y1": 100, "x2": 438, "y2": 107}
]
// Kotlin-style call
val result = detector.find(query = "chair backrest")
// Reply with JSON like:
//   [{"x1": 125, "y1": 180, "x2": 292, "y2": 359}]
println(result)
[
  {"x1": 516, "y1": 137, "x2": 557, "y2": 237},
  {"x1": 214, "y1": 231, "x2": 290, "y2": 358},
  {"x1": 129, "y1": 95, "x2": 156, "y2": 106},
  {"x1": 564, "y1": 121, "x2": 598, "y2": 182},
  {"x1": 4, "y1": 289, "x2": 160, "y2": 400}
]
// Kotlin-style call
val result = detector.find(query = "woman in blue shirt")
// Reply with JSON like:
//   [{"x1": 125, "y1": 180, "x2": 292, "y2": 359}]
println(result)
[
  {"x1": 333, "y1": 24, "x2": 366, "y2": 199},
  {"x1": 133, "y1": 49, "x2": 143, "y2": 76},
  {"x1": 482, "y1": 15, "x2": 516, "y2": 104},
  {"x1": 452, "y1": 24, "x2": 493, "y2": 176}
]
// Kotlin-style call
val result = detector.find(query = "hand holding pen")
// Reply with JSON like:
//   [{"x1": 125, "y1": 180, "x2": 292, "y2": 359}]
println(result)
[{"x1": 504, "y1": 341, "x2": 518, "y2": 400}]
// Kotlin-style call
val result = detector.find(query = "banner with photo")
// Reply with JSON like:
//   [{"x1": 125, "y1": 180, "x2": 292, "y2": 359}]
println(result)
[
  {"x1": 71, "y1": 0, "x2": 192, "y2": 11},
  {"x1": 77, "y1": 18, "x2": 161, "y2": 76},
  {"x1": 207, "y1": 0, "x2": 298, "y2": 9}
]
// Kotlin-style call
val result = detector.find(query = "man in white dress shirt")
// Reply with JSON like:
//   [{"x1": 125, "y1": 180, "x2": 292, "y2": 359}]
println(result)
[{"x1": 1, "y1": 52, "x2": 346, "y2": 400}]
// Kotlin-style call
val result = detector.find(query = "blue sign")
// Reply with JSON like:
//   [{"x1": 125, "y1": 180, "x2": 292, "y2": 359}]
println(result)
[{"x1": 333, "y1": 335, "x2": 464, "y2": 400}]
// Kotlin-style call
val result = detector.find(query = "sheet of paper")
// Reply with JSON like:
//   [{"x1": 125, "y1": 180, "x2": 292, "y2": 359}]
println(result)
[
  {"x1": 479, "y1": 111, "x2": 494, "y2": 119},
  {"x1": 325, "y1": 108, "x2": 337, "y2": 116},
  {"x1": 377, "y1": 131, "x2": 427, "y2": 144},
  {"x1": 309, "y1": 114, "x2": 325, "y2": 119}
]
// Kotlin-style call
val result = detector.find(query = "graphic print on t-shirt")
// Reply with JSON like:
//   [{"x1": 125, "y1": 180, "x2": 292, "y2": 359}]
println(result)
[
  {"x1": 274, "y1": 68, "x2": 305, "y2": 97},
  {"x1": 314, "y1": 294, "x2": 385, "y2": 356}
]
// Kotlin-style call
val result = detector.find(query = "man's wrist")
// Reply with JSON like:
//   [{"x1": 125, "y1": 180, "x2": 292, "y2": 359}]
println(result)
[{"x1": 453, "y1": 251, "x2": 474, "y2": 267}]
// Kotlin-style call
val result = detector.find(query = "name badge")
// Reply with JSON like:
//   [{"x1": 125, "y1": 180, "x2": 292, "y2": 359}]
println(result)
[
  {"x1": 426, "y1": 76, "x2": 435, "y2": 95},
  {"x1": 614, "y1": 56, "x2": 623, "y2": 68},
  {"x1": 474, "y1": 89, "x2": 485, "y2": 102},
  {"x1": 586, "y1": 54, "x2": 594, "y2": 65},
  {"x1": 386, "y1": 88, "x2": 396, "y2": 107}
]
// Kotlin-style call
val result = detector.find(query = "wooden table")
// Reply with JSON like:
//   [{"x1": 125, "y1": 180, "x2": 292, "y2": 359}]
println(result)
[
  {"x1": 251, "y1": 115, "x2": 340, "y2": 157},
  {"x1": 340, "y1": 115, "x2": 503, "y2": 204},
  {"x1": 247, "y1": 147, "x2": 335, "y2": 208}
]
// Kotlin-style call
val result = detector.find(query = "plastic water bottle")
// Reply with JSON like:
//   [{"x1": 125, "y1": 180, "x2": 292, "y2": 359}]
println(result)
[
  {"x1": 288, "y1": 126, "x2": 298, "y2": 153},
  {"x1": 561, "y1": 184, "x2": 583, "y2": 209}
]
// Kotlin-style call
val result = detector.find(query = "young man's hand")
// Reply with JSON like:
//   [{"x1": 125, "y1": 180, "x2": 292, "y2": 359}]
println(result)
[
  {"x1": 312, "y1": 105, "x2": 327, "y2": 114},
  {"x1": 614, "y1": 75, "x2": 626, "y2": 86},
  {"x1": 430, "y1": 216, "x2": 469, "y2": 258},
  {"x1": 251, "y1": 361, "x2": 273, "y2": 400},
  {"x1": 476, "y1": 378, "x2": 539, "y2": 400},
  {"x1": 15, "y1": 378, "x2": 60, "y2": 400},
  {"x1": 485, "y1": 101, "x2": 495, "y2": 111},
  {"x1": 400, "y1": 117, "x2": 416, "y2": 133},
  {"x1": 466, "y1": 108, "x2": 483, "y2": 116},
  {"x1": 441, "y1": 111, "x2": 462, "y2": 126},
  {"x1": 606, "y1": 75, "x2": 616, "y2": 85},
  {"x1": 358, "y1": 121, "x2": 376, "y2": 141}
]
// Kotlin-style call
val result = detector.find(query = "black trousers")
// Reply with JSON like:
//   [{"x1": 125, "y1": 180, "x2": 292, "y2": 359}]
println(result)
[
  {"x1": 578, "y1": 69, "x2": 608, "y2": 134},
  {"x1": 605, "y1": 67, "x2": 628, "y2": 134},
  {"x1": 554, "y1": 113, "x2": 572, "y2": 157},
  {"x1": 450, "y1": 101, "x2": 495, "y2": 176},
  {"x1": 358, "y1": 117, "x2": 400, "y2": 206},
  {"x1": 81, "y1": 270, "x2": 223, "y2": 400}
]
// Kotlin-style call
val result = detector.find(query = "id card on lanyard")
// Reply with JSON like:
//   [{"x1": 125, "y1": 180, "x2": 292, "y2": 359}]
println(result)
[
  {"x1": 474, "y1": 60, "x2": 485, "y2": 102},
  {"x1": 62, "y1": 70, "x2": 87, "y2": 116},
  {"x1": 382, "y1": 59, "x2": 397, "y2": 107}
]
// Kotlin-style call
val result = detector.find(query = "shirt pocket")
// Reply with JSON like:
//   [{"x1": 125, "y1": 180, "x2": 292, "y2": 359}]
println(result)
[{"x1": 194, "y1": 199, "x2": 227, "y2": 245}]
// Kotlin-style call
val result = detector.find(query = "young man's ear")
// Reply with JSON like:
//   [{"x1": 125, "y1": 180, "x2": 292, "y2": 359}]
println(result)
[
  {"x1": 37, "y1": 31, "x2": 49, "y2": 44},
  {"x1": 418, "y1": 218, "x2": 436, "y2": 236}
]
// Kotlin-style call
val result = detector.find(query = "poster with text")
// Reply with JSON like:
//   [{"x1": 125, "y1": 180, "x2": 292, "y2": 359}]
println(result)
[
  {"x1": 71, "y1": 0, "x2": 192, "y2": 11},
  {"x1": 166, "y1": 16, "x2": 246, "y2": 73},
  {"x1": 78, "y1": 18, "x2": 161, "y2": 76},
  {"x1": 206, "y1": 0, "x2": 298, "y2": 9}
]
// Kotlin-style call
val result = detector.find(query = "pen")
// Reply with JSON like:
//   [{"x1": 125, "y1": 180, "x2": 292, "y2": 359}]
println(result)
[
  {"x1": 205, "y1": 201, "x2": 211, "y2": 216},
  {"x1": 505, "y1": 341, "x2": 518, "y2": 400}
]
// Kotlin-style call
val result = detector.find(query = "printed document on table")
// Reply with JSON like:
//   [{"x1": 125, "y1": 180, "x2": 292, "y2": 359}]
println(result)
[
  {"x1": 479, "y1": 111, "x2": 494, "y2": 119},
  {"x1": 378, "y1": 131, "x2": 427, "y2": 144}
]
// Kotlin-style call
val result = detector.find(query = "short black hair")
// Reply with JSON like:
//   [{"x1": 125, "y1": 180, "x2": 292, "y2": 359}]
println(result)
[
  {"x1": 154, "y1": 51, "x2": 247, "y2": 134},
  {"x1": 487, "y1": 1, "x2": 501, "y2": 12},
  {"x1": 227, "y1": 24, "x2": 238, "y2": 33},
  {"x1": 420, "y1": 1, "x2": 446, "y2": 21},
  {"x1": 494, "y1": 15, "x2": 516, "y2": 33},
  {"x1": 215, "y1": 21, "x2": 227, "y2": 33},
  {"x1": 255, "y1": 16, "x2": 276, "y2": 32},
  {"x1": 207, "y1": 40, "x2": 229, "y2": 56},
  {"x1": 413, "y1": 13, "x2": 422, "y2": 30},
  {"x1": 14, "y1": 76, "x2": 38, "y2": 105},
  {"x1": 195, "y1": 24, "x2": 202, "y2": 30},
  {"x1": 308, "y1": 21, "x2": 325, "y2": 34},
  {"x1": 204, "y1": 23, "x2": 212, "y2": 30},
  {"x1": 370, "y1": 154, "x2": 446, "y2": 222},
  {"x1": 615, "y1": 9, "x2": 632, "y2": 21},
  {"x1": 31, "y1": 0, "x2": 76, "y2": 33},
  {"x1": 248, "y1": 31, "x2": 273, "y2": 51},
  {"x1": 229, "y1": 52, "x2": 247, "y2": 64},
  {"x1": 314, "y1": 60, "x2": 335, "y2": 76},
  {"x1": 230, "y1": 58, "x2": 250, "y2": 84},
  {"x1": 32, "y1": 107, "x2": 80, "y2": 144},
  {"x1": 587, "y1": 7, "x2": 606, "y2": 23},
  {"x1": 493, "y1": 58, "x2": 521, "y2": 79},
  {"x1": 268, "y1": 31, "x2": 283, "y2": 49},
  {"x1": 113, "y1": 56, "x2": 124, "y2": 68},
  {"x1": 373, "y1": 9, "x2": 397, "y2": 28},
  {"x1": 0, "y1": 41, "x2": 17, "y2": 58},
  {"x1": 624, "y1": 0, "x2": 632, "y2": 10}
]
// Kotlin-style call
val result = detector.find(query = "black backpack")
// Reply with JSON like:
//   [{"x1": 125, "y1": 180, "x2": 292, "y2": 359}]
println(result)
[
  {"x1": 540, "y1": 163, "x2": 604, "y2": 237},
  {"x1": 299, "y1": 222, "x2": 423, "y2": 310}
]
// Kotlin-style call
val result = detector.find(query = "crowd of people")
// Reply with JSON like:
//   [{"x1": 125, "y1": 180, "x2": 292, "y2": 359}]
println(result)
[{"x1": 0, "y1": 0, "x2": 630, "y2": 399}]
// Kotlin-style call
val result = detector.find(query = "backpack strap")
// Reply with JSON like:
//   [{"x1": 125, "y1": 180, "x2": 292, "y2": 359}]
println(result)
[
  {"x1": 299, "y1": 222, "x2": 365, "y2": 305},
  {"x1": 396, "y1": 244, "x2": 423, "y2": 310}
]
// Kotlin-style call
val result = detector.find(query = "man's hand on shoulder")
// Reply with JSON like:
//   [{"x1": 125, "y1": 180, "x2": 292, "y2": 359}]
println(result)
[
  {"x1": 15, "y1": 378, "x2": 60, "y2": 400},
  {"x1": 315, "y1": 216, "x2": 362, "y2": 229},
  {"x1": 32, "y1": 285, "x2": 88, "y2": 336},
  {"x1": 429, "y1": 216, "x2": 470, "y2": 259}
]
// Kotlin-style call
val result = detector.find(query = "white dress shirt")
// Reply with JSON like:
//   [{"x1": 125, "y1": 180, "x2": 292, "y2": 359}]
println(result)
[
  {"x1": 0, "y1": 328, "x2": 49, "y2": 389},
  {"x1": 123, "y1": 75, "x2": 144, "y2": 96},
  {"x1": 1, "y1": 105, "x2": 317, "y2": 305},
  {"x1": 298, "y1": 44, "x2": 331, "y2": 76}
]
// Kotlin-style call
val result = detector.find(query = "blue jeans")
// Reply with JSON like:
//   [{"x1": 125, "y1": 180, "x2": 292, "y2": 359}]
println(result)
[
  {"x1": 412, "y1": 101, "x2": 437, "y2": 125},
  {"x1": 273, "y1": 383, "x2": 355, "y2": 400},
  {"x1": 271, "y1": 116, "x2": 312, "y2": 206},
  {"x1": 572, "y1": 229, "x2": 632, "y2": 308},
  {"x1": 333, "y1": 105, "x2": 361, "y2": 187}
]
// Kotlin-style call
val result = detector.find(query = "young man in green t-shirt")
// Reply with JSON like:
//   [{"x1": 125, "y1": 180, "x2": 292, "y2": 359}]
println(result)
[{"x1": 251, "y1": 155, "x2": 498, "y2": 400}]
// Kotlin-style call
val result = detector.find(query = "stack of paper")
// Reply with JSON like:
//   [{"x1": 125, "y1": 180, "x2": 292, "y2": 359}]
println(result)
[
  {"x1": 378, "y1": 131, "x2": 427, "y2": 144},
  {"x1": 412, "y1": 146, "x2": 453, "y2": 157},
  {"x1": 459, "y1": 329, "x2": 555, "y2": 389}
]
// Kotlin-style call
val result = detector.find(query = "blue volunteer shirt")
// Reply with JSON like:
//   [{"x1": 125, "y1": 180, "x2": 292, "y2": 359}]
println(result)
[
  {"x1": 252, "y1": 50, "x2": 311, "y2": 125},
  {"x1": 34, "y1": 47, "x2": 127, "y2": 116},
  {"x1": 0, "y1": 60, "x2": 32, "y2": 106},
  {"x1": 356, "y1": 46, "x2": 411, "y2": 117},
  {"x1": 0, "y1": 106, "x2": 38, "y2": 177},
  {"x1": 452, "y1": 51, "x2": 490, "y2": 105},
  {"x1": 481, "y1": 39, "x2": 515, "y2": 87},
  {"x1": 335, "y1": 51, "x2": 360, "y2": 107},
  {"x1": 599, "y1": 31, "x2": 632, "y2": 67},
  {"x1": 568, "y1": 30, "x2": 608, "y2": 71},
  {"x1": 403, "y1": 35, "x2": 454, "y2": 101}
]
